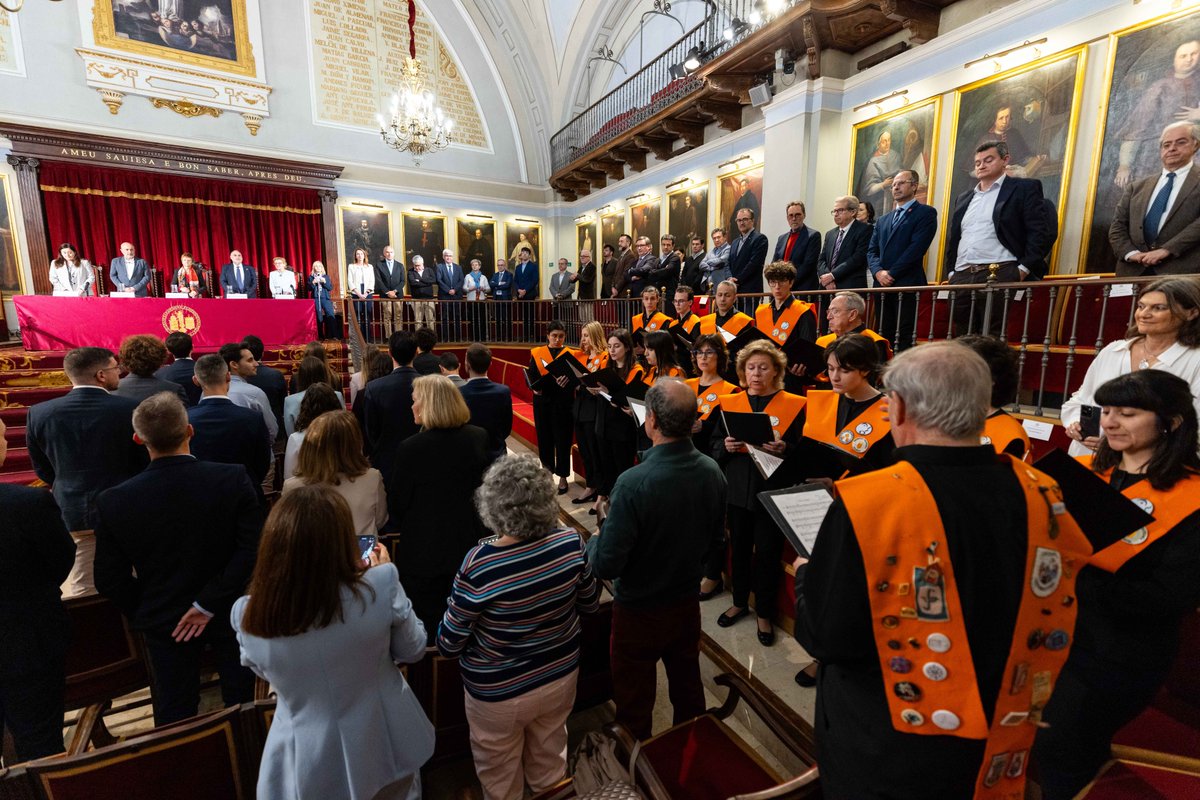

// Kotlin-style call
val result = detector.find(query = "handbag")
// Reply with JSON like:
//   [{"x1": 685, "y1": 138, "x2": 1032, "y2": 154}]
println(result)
[{"x1": 569, "y1": 731, "x2": 645, "y2": 799}]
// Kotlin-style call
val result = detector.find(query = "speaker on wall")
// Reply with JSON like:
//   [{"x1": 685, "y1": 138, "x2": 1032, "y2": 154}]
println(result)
[{"x1": 749, "y1": 82, "x2": 772, "y2": 107}]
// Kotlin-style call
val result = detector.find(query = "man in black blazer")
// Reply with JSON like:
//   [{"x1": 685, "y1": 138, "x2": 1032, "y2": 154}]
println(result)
[
  {"x1": 867, "y1": 169, "x2": 938, "y2": 350},
  {"x1": 155, "y1": 332, "x2": 201, "y2": 406},
  {"x1": 650, "y1": 234, "x2": 683, "y2": 316},
  {"x1": 773, "y1": 201, "x2": 822, "y2": 291},
  {"x1": 219, "y1": 250, "x2": 258, "y2": 298},
  {"x1": 408, "y1": 254, "x2": 438, "y2": 329},
  {"x1": 26, "y1": 347, "x2": 147, "y2": 597},
  {"x1": 0, "y1": 417, "x2": 76, "y2": 761},
  {"x1": 374, "y1": 244, "x2": 406, "y2": 338},
  {"x1": 458, "y1": 343, "x2": 512, "y2": 462},
  {"x1": 681, "y1": 236, "x2": 706, "y2": 294},
  {"x1": 94, "y1": 393, "x2": 262, "y2": 726},
  {"x1": 357, "y1": 330, "x2": 421, "y2": 484},
  {"x1": 241, "y1": 334, "x2": 287, "y2": 440},
  {"x1": 187, "y1": 354, "x2": 271, "y2": 495},
  {"x1": 108, "y1": 241, "x2": 152, "y2": 296},
  {"x1": 728, "y1": 207, "x2": 769, "y2": 301},
  {"x1": 943, "y1": 140, "x2": 1054, "y2": 334},
  {"x1": 817, "y1": 196, "x2": 873, "y2": 291}
]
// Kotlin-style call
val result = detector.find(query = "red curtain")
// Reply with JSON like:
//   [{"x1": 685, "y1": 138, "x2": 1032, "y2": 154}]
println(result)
[{"x1": 39, "y1": 161, "x2": 324, "y2": 294}]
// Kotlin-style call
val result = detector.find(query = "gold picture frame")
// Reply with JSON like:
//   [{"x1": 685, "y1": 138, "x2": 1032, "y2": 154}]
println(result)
[
  {"x1": 503, "y1": 221, "x2": 542, "y2": 267},
  {"x1": 575, "y1": 220, "x2": 596, "y2": 262},
  {"x1": 0, "y1": 173, "x2": 26, "y2": 296},
  {"x1": 667, "y1": 181, "x2": 710, "y2": 245},
  {"x1": 91, "y1": 0, "x2": 257, "y2": 78},
  {"x1": 718, "y1": 164, "x2": 763, "y2": 236},
  {"x1": 600, "y1": 210, "x2": 625, "y2": 255},
  {"x1": 338, "y1": 206, "x2": 393, "y2": 281},
  {"x1": 456, "y1": 217, "x2": 497, "y2": 276},
  {"x1": 938, "y1": 45, "x2": 1087, "y2": 279},
  {"x1": 401, "y1": 212, "x2": 448, "y2": 272},
  {"x1": 629, "y1": 197, "x2": 661, "y2": 246},
  {"x1": 849, "y1": 96, "x2": 941, "y2": 218}
]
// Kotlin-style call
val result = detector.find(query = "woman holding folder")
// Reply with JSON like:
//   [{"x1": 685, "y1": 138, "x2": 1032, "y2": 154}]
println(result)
[
  {"x1": 1033, "y1": 370, "x2": 1200, "y2": 800},
  {"x1": 529, "y1": 320, "x2": 578, "y2": 494},
  {"x1": 572, "y1": 321, "x2": 609, "y2": 512},
  {"x1": 593, "y1": 328, "x2": 644, "y2": 523},
  {"x1": 711, "y1": 340, "x2": 807, "y2": 646}
]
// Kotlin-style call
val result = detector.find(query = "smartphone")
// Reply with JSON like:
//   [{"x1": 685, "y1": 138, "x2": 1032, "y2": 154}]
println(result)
[
  {"x1": 358, "y1": 535, "x2": 377, "y2": 562},
  {"x1": 1079, "y1": 404, "x2": 1101, "y2": 439}
]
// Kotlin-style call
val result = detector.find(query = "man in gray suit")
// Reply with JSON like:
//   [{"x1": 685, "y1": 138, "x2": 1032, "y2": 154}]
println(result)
[
  {"x1": 1110, "y1": 121, "x2": 1200, "y2": 276},
  {"x1": 108, "y1": 241, "x2": 152, "y2": 296}
]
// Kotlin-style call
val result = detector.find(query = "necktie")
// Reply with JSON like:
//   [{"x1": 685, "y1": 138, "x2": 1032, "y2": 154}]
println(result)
[
  {"x1": 1143, "y1": 172, "x2": 1177, "y2": 245},
  {"x1": 236, "y1": 266, "x2": 243, "y2": 289},
  {"x1": 783, "y1": 231, "x2": 799, "y2": 261},
  {"x1": 831, "y1": 228, "x2": 846, "y2": 264}
]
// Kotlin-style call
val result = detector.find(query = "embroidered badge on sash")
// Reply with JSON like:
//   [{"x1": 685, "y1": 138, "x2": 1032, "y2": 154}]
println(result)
[
  {"x1": 983, "y1": 754, "x2": 1010, "y2": 788},
  {"x1": 781, "y1": 321, "x2": 790, "y2": 330},
  {"x1": 1122, "y1": 527, "x2": 1150, "y2": 546},
  {"x1": 913, "y1": 566, "x2": 949, "y2": 622},
  {"x1": 1030, "y1": 547, "x2": 1062, "y2": 598},
  {"x1": 706, "y1": 393, "x2": 718, "y2": 402},
  {"x1": 855, "y1": 422, "x2": 874, "y2": 436},
  {"x1": 1007, "y1": 751, "x2": 1028, "y2": 779},
  {"x1": 838, "y1": 431, "x2": 854, "y2": 444}
]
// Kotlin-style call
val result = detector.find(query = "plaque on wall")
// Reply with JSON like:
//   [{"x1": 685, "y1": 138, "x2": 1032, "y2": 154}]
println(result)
[
  {"x1": 850, "y1": 97, "x2": 941, "y2": 219},
  {"x1": 457, "y1": 218, "x2": 496, "y2": 276},
  {"x1": 0, "y1": 8, "x2": 26, "y2": 78}
]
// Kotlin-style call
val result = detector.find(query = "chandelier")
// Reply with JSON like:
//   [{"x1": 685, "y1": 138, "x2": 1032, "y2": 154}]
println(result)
[{"x1": 377, "y1": 1, "x2": 453, "y2": 166}]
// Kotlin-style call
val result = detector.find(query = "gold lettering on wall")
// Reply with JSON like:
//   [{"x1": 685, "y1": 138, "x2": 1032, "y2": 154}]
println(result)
[
  {"x1": 0, "y1": 10, "x2": 23, "y2": 76},
  {"x1": 53, "y1": 147, "x2": 307, "y2": 183}
]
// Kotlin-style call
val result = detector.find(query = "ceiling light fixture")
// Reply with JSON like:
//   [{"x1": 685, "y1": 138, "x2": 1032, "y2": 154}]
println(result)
[{"x1": 377, "y1": 1, "x2": 454, "y2": 166}]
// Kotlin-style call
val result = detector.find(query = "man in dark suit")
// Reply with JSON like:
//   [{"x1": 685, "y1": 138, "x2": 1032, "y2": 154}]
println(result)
[
  {"x1": 623, "y1": 235, "x2": 660, "y2": 301},
  {"x1": 681, "y1": 236, "x2": 706, "y2": 294},
  {"x1": 867, "y1": 169, "x2": 938, "y2": 350},
  {"x1": 611, "y1": 234, "x2": 637, "y2": 299},
  {"x1": 26, "y1": 347, "x2": 147, "y2": 597},
  {"x1": 817, "y1": 196, "x2": 873, "y2": 291},
  {"x1": 408, "y1": 254, "x2": 438, "y2": 329},
  {"x1": 513, "y1": 247, "x2": 540, "y2": 339},
  {"x1": 436, "y1": 248, "x2": 465, "y2": 341},
  {"x1": 574, "y1": 248, "x2": 597, "y2": 300},
  {"x1": 0, "y1": 416, "x2": 76, "y2": 761},
  {"x1": 240, "y1": 335, "x2": 287, "y2": 440},
  {"x1": 357, "y1": 330, "x2": 421, "y2": 484},
  {"x1": 374, "y1": 244, "x2": 406, "y2": 338},
  {"x1": 1110, "y1": 120, "x2": 1200, "y2": 276},
  {"x1": 458, "y1": 343, "x2": 512, "y2": 462},
  {"x1": 94, "y1": 393, "x2": 263, "y2": 726},
  {"x1": 219, "y1": 250, "x2": 258, "y2": 298},
  {"x1": 155, "y1": 332, "x2": 201, "y2": 405},
  {"x1": 773, "y1": 202, "x2": 822, "y2": 291},
  {"x1": 728, "y1": 208, "x2": 769, "y2": 305},
  {"x1": 108, "y1": 241, "x2": 152, "y2": 296},
  {"x1": 944, "y1": 141, "x2": 1054, "y2": 335},
  {"x1": 600, "y1": 244, "x2": 618, "y2": 299},
  {"x1": 650, "y1": 234, "x2": 683, "y2": 315},
  {"x1": 412, "y1": 326, "x2": 440, "y2": 375},
  {"x1": 187, "y1": 354, "x2": 271, "y2": 495}
]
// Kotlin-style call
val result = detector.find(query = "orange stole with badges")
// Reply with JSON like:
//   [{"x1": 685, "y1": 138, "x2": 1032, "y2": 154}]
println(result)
[
  {"x1": 983, "y1": 412, "x2": 1030, "y2": 459},
  {"x1": 643, "y1": 365, "x2": 683, "y2": 385},
  {"x1": 530, "y1": 345, "x2": 577, "y2": 376},
  {"x1": 755, "y1": 300, "x2": 815, "y2": 345},
  {"x1": 802, "y1": 390, "x2": 890, "y2": 456},
  {"x1": 632, "y1": 312, "x2": 671, "y2": 333},
  {"x1": 1078, "y1": 456, "x2": 1200, "y2": 573},
  {"x1": 686, "y1": 377, "x2": 739, "y2": 420},
  {"x1": 699, "y1": 312, "x2": 753, "y2": 336},
  {"x1": 671, "y1": 314, "x2": 701, "y2": 336},
  {"x1": 838, "y1": 459, "x2": 1091, "y2": 799},
  {"x1": 816, "y1": 327, "x2": 893, "y2": 359},
  {"x1": 578, "y1": 350, "x2": 609, "y2": 372},
  {"x1": 717, "y1": 390, "x2": 806, "y2": 438}
]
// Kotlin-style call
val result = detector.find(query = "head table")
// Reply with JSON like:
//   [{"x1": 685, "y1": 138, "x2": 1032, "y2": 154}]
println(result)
[{"x1": 13, "y1": 296, "x2": 317, "y2": 352}]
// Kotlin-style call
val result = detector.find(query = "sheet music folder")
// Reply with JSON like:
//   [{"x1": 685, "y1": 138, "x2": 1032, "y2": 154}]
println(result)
[
  {"x1": 759, "y1": 483, "x2": 836, "y2": 558},
  {"x1": 1032, "y1": 448, "x2": 1155, "y2": 550}
]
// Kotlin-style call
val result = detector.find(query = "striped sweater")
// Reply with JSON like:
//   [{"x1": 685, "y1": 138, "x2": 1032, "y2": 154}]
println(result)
[{"x1": 437, "y1": 527, "x2": 600, "y2": 701}]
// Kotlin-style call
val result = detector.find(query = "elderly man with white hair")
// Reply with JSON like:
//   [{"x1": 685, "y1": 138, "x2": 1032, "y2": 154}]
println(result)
[{"x1": 408, "y1": 254, "x2": 438, "y2": 328}]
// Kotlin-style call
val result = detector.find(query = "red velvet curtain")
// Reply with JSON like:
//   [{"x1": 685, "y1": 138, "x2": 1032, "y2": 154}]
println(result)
[{"x1": 40, "y1": 161, "x2": 324, "y2": 294}]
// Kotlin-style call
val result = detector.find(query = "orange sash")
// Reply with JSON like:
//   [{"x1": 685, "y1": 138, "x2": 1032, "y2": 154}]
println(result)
[
  {"x1": 671, "y1": 313, "x2": 701, "y2": 336},
  {"x1": 983, "y1": 412, "x2": 1030, "y2": 460},
  {"x1": 802, "y1": 390, "x2": 890, "y2": 457},
  {"x1": 699, "y1": 311, "x2": 754, "y2": 336},
  {"x1": 755, "y1": 300, "x2": 815, "y2": 345},
  {"x1": 686, "y1": 377, "x2": 739, "y2": 420},
  {"x1": 1079, "y1": 457, "x2": 1200, "y2": 573},
  {"x1": 839, "y1": 459, "x2": 1091, "y2": 799},
  {"x1": 816, "y1": 327, "x2": 893, "y2": 359},
  {"x1": 643, "y1": 365, "x2": 684, "y2": 385},
  {"x1": 632, "y1": 312, "x2": 671, "y2": 333},
  {"x1": 717, "y1": 390, "x2": 806, "y2": 438},
  {"x1": 578, "y1": 350, "x2": 609, "y2": 372},
  {"x1": 530, "y1": 345, "x2": 577, "y2": 376}
]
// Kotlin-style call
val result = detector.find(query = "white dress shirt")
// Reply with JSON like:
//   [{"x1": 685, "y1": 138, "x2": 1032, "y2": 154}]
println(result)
[{"x1": 955, "y1": 176, "x2": 1019, "y2": 270}]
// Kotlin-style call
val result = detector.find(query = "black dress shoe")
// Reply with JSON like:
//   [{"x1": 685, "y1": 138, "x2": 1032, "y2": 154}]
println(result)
[
  {"x1": 587, "y1": 508, "x2": 597, "y2": 516},
  {"x1": 717, "y1": 607, "x2": 750, "y2": 627},
  {"x1": 572, "y1": 492, "x2": 598, "y2": 505},
  {"x1": 794, "y1": 666, "x2": 817, "y2": 687},
  {"x1": 698, "y1": 579, "x2": 724, "y2": 601},
  {"x1": 557, "y1": 485, "x2": 569, "y2": 495},
  {"x1": 757, "y1": 624, "x2": 775, "y2": 647}
]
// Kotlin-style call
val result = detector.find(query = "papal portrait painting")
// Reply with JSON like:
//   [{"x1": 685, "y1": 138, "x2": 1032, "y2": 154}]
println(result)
[
  {"x1": 719, "y1": 166, "x2": 763, "y2": 235},
  {"x1": 340, "y1": 207, "x2": 392, "y2": 270},
  {"x1": 850, "y1": 97, "x2": 940, "y2": 216},
  {"x1": 457, "y1": 218, "x2": 496, "y2": 276},
  {"x1": 667, "y1": 183, "x2": 709, "y2": 244},
  {"x1": 576, "y1": 221, "x2": 595, "y2": 258},
  {"x1": 94, "y1": 0, "x2": 253, "y2": 75},
  {"x1": 601, "y1": 211, "x2": 624, "y2": 252},
  {"x1": 505, "y1": 223, "x2": 541, "y2": 266},
  {"x1": 1081, "y1": 9, "x2": 1200, "y2": 272},
  {"x1": 630, "y1": 198, "x2": 661, "y2": 245},
  {"x1": 402, "y1": 214, "x2": 446, "y2": 269}
]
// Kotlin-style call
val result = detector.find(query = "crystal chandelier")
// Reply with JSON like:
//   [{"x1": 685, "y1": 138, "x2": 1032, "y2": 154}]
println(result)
[{"x1": 377, "y1": 1, "x2": 453, "y2": 166}]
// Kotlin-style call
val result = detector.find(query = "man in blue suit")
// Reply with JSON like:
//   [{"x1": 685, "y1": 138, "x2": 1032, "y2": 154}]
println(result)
[
  {"x1": 186, "y1": 354, "x2": 271, "y2": 497},
  {"x1": 108, "y1": 241, "x2": 152, "y2": 296},
  {"x1": 772, "y1": 202, "x2": 822, "y2": 291},
  {"x1": 155, "y1": 332, "x2": 201, "y2": 406},
  {"x1": 727, "y1": 208, "x2": 769, "y2": 307},
  {"x1": 356, "y1": 330, "x2": 421, "y2": 484},
  {"x1": 219, "y1": 250, "x2": 258, "y2": 298},
  {"x1": 458, "y1": 343, "x2": 512, "y2": 462},
  {"x1": 867, "y1": 169, "x2": 937, "y2": 350},
  {"x1": 513, "y1": 246, "x2": 540, "y2": 340},
  {"x1": 436, "y1": 248, "x2": 465, "y2": 341}
]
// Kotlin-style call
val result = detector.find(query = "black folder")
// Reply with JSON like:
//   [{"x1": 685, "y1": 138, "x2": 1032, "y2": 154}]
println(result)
[
  {"x1": 623, "y1": 378, "x2": 648, "y2": 402},
  {"x1": 781, "y1": 335, "x2": 829, "y2": 377},
  {"x1": 719, "y1": 409, "x2": 775, "y2": 446},
  {"x1": 791, "y1": 436, "x2": 873, "y2": 480},
  {"x1": 524, "y1": 364, "x2": 555, "y2": 393},
  {"x1": 544, "y1": 353, "x2": 583, "y2": 389},
  {"x1": 1032, "y1": 448, "x2": 1155, "y2": 550}
]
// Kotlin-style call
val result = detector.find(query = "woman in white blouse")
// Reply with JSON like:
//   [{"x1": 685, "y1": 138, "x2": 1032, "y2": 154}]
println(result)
[
  {"x1": 347, "y1": 247, "x2": 374, "y2": 338},
  {"x1": 269, "y1": 257, "x2": 297, "y2": 299},
  {"x1": 1062, "y1": 277, "x2": 1200, "y2": 455},
  {"x1": 48, "y1": 243, "x2": 94, "y2": 297}
]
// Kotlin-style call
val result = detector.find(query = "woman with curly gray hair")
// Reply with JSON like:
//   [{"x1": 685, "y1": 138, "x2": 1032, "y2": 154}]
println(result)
[{"x1": 437, "y1": 454, "x2": 600, "y2": 800}]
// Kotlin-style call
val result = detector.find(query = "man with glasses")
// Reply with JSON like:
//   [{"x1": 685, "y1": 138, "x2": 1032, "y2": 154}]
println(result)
[
  {"x1": 816, "y1": 291, "x2": 893, "y2": 365},
  {"x1": 624, "y1": 235, "x2": 660, "y2": 300},
  {"x1": 728, "y1": 209, "x2": 769, "y2": 298},
  {"x1": 818, "y1": 196, "x2": 872, "y2": 291},
  {"x1": 668, "y1": 285, "x2": 701, "y2": 365},
  {"x1": 867, "y1": 169, "x2": 938, "y2": 351},
  {"x1": 26, "y1": 347, "x2": 147, "y2": 597},
  {"x1": 773, "y1": 201, "x2": 821, "y2": 291}
]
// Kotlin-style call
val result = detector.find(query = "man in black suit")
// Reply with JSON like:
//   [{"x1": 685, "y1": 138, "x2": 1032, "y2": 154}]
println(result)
[
  {"x1": 599, "y1": 244, "x2": 618, "y2": 299},
  {"x1": 0, "y1": 416, "x2": 75, "y2": 761},
  {"x1": 241, "y1": 334, "x2": 287, "y2": 440},
  {"x1": 408, "y1": 254, "x2": 438, "y2": 329},
  {"x1": 219, "y1": 250, "x2": 258, "y2": 298},
  {"x1": 374, "y1": 244, "x2": 406, "y2": 338},
  {"x1": 155, "y1": 332, "x2": 201, "y2": 405},
  {"x1": 26, "y1": 347, "x2": 147, "y2": 597},
  {"x1": 773, "y1": 201, "x2": 822, "y2": 291},
  {"x1": 681, "y1": 236, "x2": 706, "y2": 294},
  {"x1": 944, "y1": 140, "x2": 1054, "y2": 335},
  {"x1": 817, "y1": 196, "x2": 873, "y2": 291},
  {"x1": 867, "y1": 169, "x2": 938, "y2": 350},
  {"x1": 650, "y1": 234, "x2": 683, "y2": 316},
  {"x1": 94, "y1": 393, "x2": 262, "y2": 726},
  {"x1": 728, "y1": 207, "x2": 769, "y2": 302},
  {"x1": 357, "y1": 330, "x2": 420, "y2": 483},
  {"x1": 108, "y1": 241, "x2": 152, "y2": 296},
  {"x1": 458, "y1": 343, "x2": 512, "y2": 462},
  {"x1": 412, "y1": 326, "x2": 440, "y2": 375},
  {"x1": 187, "y1": 354, "x2": 271, "y2": 495}
]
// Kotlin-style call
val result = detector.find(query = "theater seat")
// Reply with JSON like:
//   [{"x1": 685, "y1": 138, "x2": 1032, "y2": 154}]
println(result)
[{"x1": 1071, "y1": 759, "x2": 1200, "y2": 799}]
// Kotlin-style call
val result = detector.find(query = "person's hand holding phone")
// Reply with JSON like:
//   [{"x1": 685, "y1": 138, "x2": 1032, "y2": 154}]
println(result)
[{"x1": 367, "y1": 541, "x2": 390, "y2": 567}]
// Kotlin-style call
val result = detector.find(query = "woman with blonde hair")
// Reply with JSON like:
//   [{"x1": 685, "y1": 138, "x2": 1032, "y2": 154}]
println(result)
[
  {"x1": 388, "y1": 374, "x2": 492, "y2": 637},
  {"x1": 310, "y1": 260, "x2": 338, "y2": 339},
  {"x1": 573, "y1": 321, "x2": 608, "y2": 512},
  {"x1": 284, "y1": 410, "x2": 387, "y2": 537}
]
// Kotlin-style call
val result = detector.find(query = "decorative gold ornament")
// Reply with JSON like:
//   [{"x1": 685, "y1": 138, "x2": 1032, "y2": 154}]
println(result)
[
  {"x1": 242, "y1": 113, "x2": 263, "y2": 136},
  {"x1": 98, "y1": 88, "x2": 125, "y2": 114},
  {"x1": 149, "y1": 97, "x2": 223, "y2": 118}
]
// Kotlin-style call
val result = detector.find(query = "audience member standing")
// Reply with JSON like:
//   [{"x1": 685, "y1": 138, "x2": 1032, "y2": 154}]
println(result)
[
  {"x1": 220, "y1": 341, "x2": 279, "y2": 441},
  {"x1": 287, "y1": 341, "x2": 343, "y2": 393},
  {"x1": 599, "y1": 244, "x2": 617, "y2": 299},
  {"x1": 817, "y1": 196, "x2": 872, "y2": 291},
  {"x1": 95, "y1": 393, "x2": 263, "y2": 725},
  {"x1": 409, "y1": 255, "x2": 438, "y2": 329},
  {"x1": 439, "y1": 352, "x2": 466, "y2": 387},
  {"x1": 412, "y1": 326, "x2": 441, "y2": 375},
  {"x1": 114, "y1": 334, "x2": 188, "y2": 405},
  {"x1": 437, "y1": 248, "x2": 465, "y2": 341},
  {"x1": 187, "y1": 354, "x2": 271, "y2": 495},
  {"x1": 773, "y1": 201, "x2": 822, "y2": 291},
  {"x1": 866, "y1": 169, "x2": 937, "y2": 350},
  {"x1": 611, "y1": 234, "x2": 637, "y2": 299},
  {"x1": 0, "y1": 416, "x2": 75, "y2": 761},
  {"x1": 699, "y1": 228, "x2": 732, "y2": 294},
  {"x1": 459, "y1": 343, "x2": 513, "y2": 463},
  {"x1": 26, "y1": 346, "x2": 146, "y2": 597},
  {"x1": 728, "y1": 208, "x2": 769, "y2": 297},
  {"x1": 588, "y1": 379, "x2": 726, "y2": 740},
  {"x1": 242, "y1": 335, "x2": 288, "y2": 438},
  {"x1": 108, "y1": 241, "x2": 151, "y2": 297},
  {"x1": 357, "y1": 331, "x2": 420, "y2": 484},
  {"x1": 284, "y1": 356, "x2": 346, "y2": 436},
  {"x1": 347, "y1": 248, "x2": 375, "y2": 338},
  {"x1": 283, "y1": 383, "x2": 344, "y2": 483},
  {"x1": 155, "y1": 332, "x2": 201, "y2": 405},
  {"x1": 310, "y1": 262, "x2": 339, "y2": 340},
  {"x1": 285, "y1": 411, "x2": 387, "y2": 537},
  {"x1": 374, "y1": 245, "x2": 407, "y2": 339}
]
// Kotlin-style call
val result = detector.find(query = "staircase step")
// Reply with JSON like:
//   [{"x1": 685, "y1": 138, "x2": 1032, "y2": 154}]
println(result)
[
  {"x1": 0, "y1": 386, "x2": 72, "y2": 408},
  {"x1": 0, "y1": 407, "x2": 29, "y2": 426},
  {"x1": 5, "y1": 426, "x2": 26, "y2": 449},
  {"x1": 3, "y1": 447, "x2": 32, "y2": 473},
  {"x1": 0, "y1": 369, "x2": 70, "y2": 389},
  {"x1": 0, "y1": 470, "x2": 42, "y2": 487}
]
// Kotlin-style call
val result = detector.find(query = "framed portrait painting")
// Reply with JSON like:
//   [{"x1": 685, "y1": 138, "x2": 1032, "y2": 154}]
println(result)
[
  {"x1": 576, "y1": 220, "x2": 596, "y2": 260},
  {"x1": 600, "y1": 211, "x2": 624, "y2": 254},
  {"x1": 457, "y1": 218, "x2": 496, "y2": 276},
  {"x1": 719, "y1": 166, "x2": 763, "y2": 235},
  {"x1": 850, "y1": 97, "x2": 941, "y2": 217},
  {"x1": 340, "y1": 206, "x2": 391, "y2": 273},
  {"x1": 504, "y1": 222, "x2": 541, "y2": 266},
  {"x1": 630, "y1": 198, "x2": 661, "y2": 246},
  {"x1": 1080, "y1": 8, "x2": 1200, "y2": 273},
  {"x1": 667, "y1": 182, "x2": 709, "y2": 244},
  {"x1": 0, "y1": 173, "x2": 23, "y2": 294},
  {"x1": 402, "y1": 213, "x2": 447, "y2": 270},
  {"x1": 942, "y1": 46, "x2": 1087, "y2": 276},
  {"x1": 90, "y1": 0, "x2": 255, "y2": 77}
]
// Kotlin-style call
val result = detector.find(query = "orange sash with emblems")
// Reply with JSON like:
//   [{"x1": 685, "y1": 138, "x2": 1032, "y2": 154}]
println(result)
[
  {"x1": 839, "y1": 459, "x2": 1092, "y2": 799},
  {"x1": 816, "y1": 327, "x2": 893, "y2": 359},
  {"x1": 632, "y1": 312, "x2": 671, "y2": 333},
  {"x1": 755, "y1": 300, "x2": 815, "y2": 345},
  {"x1": 1078, "y1": 456, "x2": 1200, "y2": 573},
  {"x1": 671, "y1": 313, "x2": 701, "y2": 336},
  {"x1": 686, "y1": 377, "x2": 739, "y2": 420},
  {"x1": 983, "y1": 411, "x2": 1030, "y2": 460},
  {"x1": 802, "y1": 390, "x2": 890, "y2": 457},
  {"x1": 530, "y1": 345, "x2": 577, "y2": 376},
  {"x1": 576, "y1": 349, "x2": 609, "y2": 372},
  {"x1": 717, "y1": 390, "x2": 806, "y2": 438},
  {"x1": 699, "y1": 311, "x2": 754, "y2": 336},
  {"x1": 642, "y1": 365, "x2": 684, "y2": 385}
]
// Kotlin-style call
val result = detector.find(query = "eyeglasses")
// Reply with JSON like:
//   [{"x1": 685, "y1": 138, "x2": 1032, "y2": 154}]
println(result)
[
  {"x1": 692, "y1": 349, "x2": 718, "y2": 357},
  {"x1": 830, "y1": 208, "x2": 851, "y2": 214},
  {"x1": 767, "y1": 278, "x2": 791, "y2": 286}
]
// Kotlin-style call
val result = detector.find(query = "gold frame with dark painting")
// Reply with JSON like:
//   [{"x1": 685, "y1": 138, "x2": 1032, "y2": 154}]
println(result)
[
  {"x1": 456, "y1": 218, "x2": 497, "y2": 276},
  {"x1": 91, "y1": 0, "x2": 255, "y2": 77},
  {"x1": 576, "y1": 220, "x2": 596, "y2": 261},
  {"x1": 339, "y1": 206, "x2": 392, "y2": 275},
  {"x1": 629, "y1": 198, "x2": 661, "y2": 246},
  {"x1": 0, "y1": 173, "x2": 25, "y2": 295},
  {"x1": 600, "y1": 210, "x2": 625, "y2": 254},
  {"x1": 667, "y1": 182, "x2": 709, "y2": 246},
  {"x1": 849, "y1": 97, "x2": 941, "y2": 220},
  {"x1": 504, "y1": 222, "x2": 542, "y2": 267},
  {"x1": 718, "y1": 165, "x2": 763, "y2": 235},
  {"x1": 401, "y1": 213, "x2": 447, "y2": 271}
]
